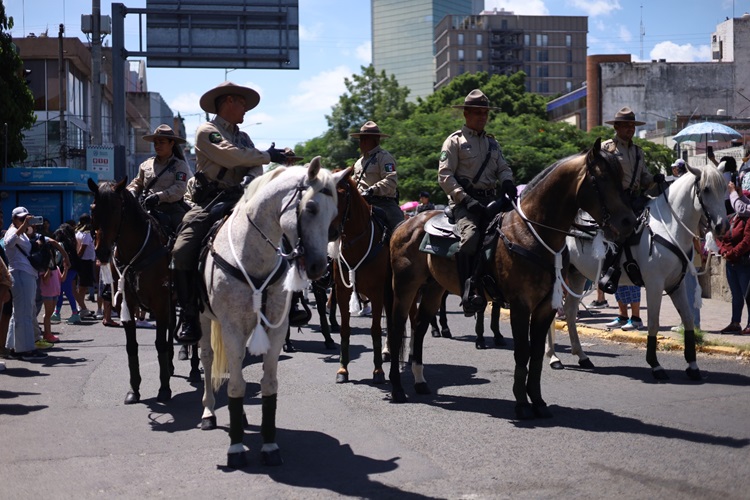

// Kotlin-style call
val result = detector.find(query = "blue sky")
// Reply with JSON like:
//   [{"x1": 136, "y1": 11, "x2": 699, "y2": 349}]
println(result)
[{"x1": 5, "y1": 0, "x2": 747, "y2": 150}]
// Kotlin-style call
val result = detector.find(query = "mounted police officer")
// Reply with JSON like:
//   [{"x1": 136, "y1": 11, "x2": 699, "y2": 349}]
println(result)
[
  {"x1": 438, "y1": 89, "x2": 516, "y2": 316},
  {"x1": 350, "y1": 121, "x2": 404, "y2": 232},
  {"x1": 171, "y1": 81, "x2": 290, "y2": 344},
  {"x1": 127, "y1": 124, "x2": 191, "y2": 236}
]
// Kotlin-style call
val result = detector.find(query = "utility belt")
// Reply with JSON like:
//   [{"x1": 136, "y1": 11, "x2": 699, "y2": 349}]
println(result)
[
  {"x1": 192, "y1": 171, "x2": 223, "y2": 205},
  {"x1": 467, "y1": 187, "x2": 497, "y2": 198},
  {"x1": 368, "y1": 195, "x2": 398, "y2": 203}
]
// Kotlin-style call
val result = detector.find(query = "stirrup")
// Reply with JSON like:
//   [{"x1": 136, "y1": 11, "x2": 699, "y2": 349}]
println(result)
[{"x1": 598, "y1": 267, "x2": 620, "y2": 295}]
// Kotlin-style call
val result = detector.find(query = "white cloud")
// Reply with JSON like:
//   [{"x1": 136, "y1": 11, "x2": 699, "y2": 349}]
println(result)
[
  {"x1": 169, "y1": 92, "x2": 203, "y2": 115},
  {"x1": 618, "y1": 25, "x2": 632, "y2": 43},
  {"x1": 286, "y1": 66, "x2": 352, "y2": 114},
  {"x1": 649, "y1": 41, "x2": 712, "y2": 62},
  {"x1": 483, "y1": 0, "x2": 548, "y2": 15},
  {"x1": 568, "y1": 0, "x2": 621, "y2": 17},
  {"x1": 300, "y1": 23, "x2": 322, "y2": 42},
  {"x1": 356, "y1": 41, "x2": 372, "y2": 64}
]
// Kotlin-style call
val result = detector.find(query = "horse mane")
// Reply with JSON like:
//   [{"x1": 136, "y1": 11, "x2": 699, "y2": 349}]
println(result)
[
  {"x1": 235, "y1": 164, "x2": 336, "y2": 213},
  {"x1": 522, "y1": 152, "x2": 581, "y2": 197},
  {"x1": 97, "y1": 180, "x2": 159, "y2": 230},
  {"x1": 696, "y1": 163, "x2": 726, "y2": 193}
]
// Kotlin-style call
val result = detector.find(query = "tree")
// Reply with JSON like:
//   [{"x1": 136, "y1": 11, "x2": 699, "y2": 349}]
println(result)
[{"x1": 0, "y1": 2, "x2": 36, "y2": 166}]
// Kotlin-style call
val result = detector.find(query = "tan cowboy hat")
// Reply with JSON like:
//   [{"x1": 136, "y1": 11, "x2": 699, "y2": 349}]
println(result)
[
  {"x1": 349, "y1": 121, "x2": 390, "y2": 138},
  {"x1": 283, "y1": 147, "x2": 304, "y2": 163},
  {"x1": 142, "y1": 124, "x2": 187, "y2": 144},
  {"x1": 605, "y1": 107, "x2": 646, "y2": 125},
  {"x1": 199, "y1": 81, "x2": 260, "y2": 114},
  {"x1": 452, "y1": 89, "x2": 499, "y2": 110}
]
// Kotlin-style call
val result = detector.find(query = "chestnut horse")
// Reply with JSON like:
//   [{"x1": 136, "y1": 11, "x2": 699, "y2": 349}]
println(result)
[
  {"x1": 330, "y1": 175, "x2": 394, "y2": 384},
  {"x1": 88, "y1": 178, "x2": 178, "y2": 404},
  {"x1": 387, "y1": 139, "x2": 636, "y2": 419}
]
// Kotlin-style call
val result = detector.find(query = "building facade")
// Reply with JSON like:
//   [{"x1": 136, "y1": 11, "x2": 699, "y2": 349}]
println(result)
[
  {"x1": 434, "y1": 10, "x2": 587, "y2": 96},
  {"x1": 372, "y1": 0, "x2": 482, "y2": 101}
]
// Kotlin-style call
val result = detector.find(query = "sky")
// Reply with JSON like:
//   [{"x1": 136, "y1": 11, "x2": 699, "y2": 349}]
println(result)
[{"x1": 5, "y1": 0, "x2": 749, "y2": 151}]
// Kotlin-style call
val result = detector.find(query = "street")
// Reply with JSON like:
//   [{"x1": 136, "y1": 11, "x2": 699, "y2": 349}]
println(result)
[{"x1": 1, "y1": 295, "x2": 749, "y2": 499}]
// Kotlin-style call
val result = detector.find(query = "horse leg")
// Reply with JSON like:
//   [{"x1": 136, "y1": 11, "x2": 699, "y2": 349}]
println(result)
[
  {"x1": 475, "y1": 305, "x2": 486, "y2": 349},
  {"x1": 669, "y1": 283, "x2": 702, "y2": 381},
  {"x1": 509, "y1": 306, "x2": 534, "y2": 420},
  {"x1": 225, "y1": 333, "x2": 249, "y2": 469},
  {"x1": 259, "y1": 325, "x2": 286, "y2": 466},
  {"x1": 490, "y1": 301, "x2": 506, "y2": 346},
  {"x1": 545, "y1": 324, "x2": 563, "y2": 369},
  {"x1": 178, "y1": 344, "x2": 189, "y2": 361},
  {"x1": 155, "y1": 321, "x2": 172, "y2": 402},
  {"x1": 370, "y1": 298, "x2": 386, "y2": 385},
  {"x1": 328, "y1": 285, "x2": 339, "y2": 333},
  {"x1": 645, "y1": 287, "x2": 669, "y2": 380},
  {"x1": 336, "y1": 285, "x2": 352, "y2": 383},
  {"x1": 547, "y1": 271, "x2": 592, "y2": 369},
  {"x1": 430, "y1": 313, "x2": 440, "y2": 338},
  {"x1": 411, "y1": 285, "x2": 444, "y2": 395},
  {"x1": 123, "y1": 322, "x2": 141, "y2": 404},
  {"x1": 283, "y1": 325, "x2": 295, "y2": 353},
  {"x1": 188, "y1": 343, "x2": 202, "y2": 383},
  {"x1": 439, "y1": 290, "x2": 452, "y2": 338},
  {"x1": 199, "y1": 317, "x2": 217, "y2": 430},
  {"x1": 526, "y1": 310, "x2": 555, "y2": 418},
  {"x1": 313, "y1": 283, "x2": 336, "y2": 349}
]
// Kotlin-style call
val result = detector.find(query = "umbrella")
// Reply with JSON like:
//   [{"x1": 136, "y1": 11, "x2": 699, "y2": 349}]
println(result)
[
  {"x1": 673, "y1": 121, "x2": 741, "y2": 144},
  {"x1": 400, "y1": 201, "x2": 419, "y2": 211}
]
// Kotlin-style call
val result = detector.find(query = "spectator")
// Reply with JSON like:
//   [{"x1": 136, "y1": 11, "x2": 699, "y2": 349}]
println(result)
[
  {"x1": 605, "y1": 285, "x2": 644, "y2": 331},
  {"x1": 0, "y1": 255, "x2": 11, "y2": 371},
  {"x1": 716, "y1": 209, "x2": 750, "y2": 335},
  {"x1": 74, "y1": 215, "x2": 97, "y2": 319},
  {"x1": 708, "y1": 152, "x2": 737, "y2": 215},
  {"x1": 39, "y1": 255, "x2": 64, "y2": 343},
  {"x1": 416, "y1": 191, "x2": 435, "y2": 213},
  {"x1": 52, "y1": 223, "x2": 81, "y2": 324}
]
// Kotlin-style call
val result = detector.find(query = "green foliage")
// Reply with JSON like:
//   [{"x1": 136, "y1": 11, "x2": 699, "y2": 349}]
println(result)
[{"x1": 0, "y1": 3, "x2": 36, "y2": 165}]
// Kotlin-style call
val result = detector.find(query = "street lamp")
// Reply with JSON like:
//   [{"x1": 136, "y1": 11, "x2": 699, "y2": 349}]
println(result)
[{"x1": 240, "y1": 122, "x2": 262, "y2": 130}]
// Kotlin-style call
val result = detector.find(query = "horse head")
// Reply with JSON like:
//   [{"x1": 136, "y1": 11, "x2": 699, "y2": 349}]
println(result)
[
  {"x1": 578, "y1": 138, "x2": 636, "y2": 242},
  {"x1": 88, "y1": 176, "x2": 130, "y2": 264},
  {"x1": 685, "y1": 163, "x2": 729, "y2": 237}
]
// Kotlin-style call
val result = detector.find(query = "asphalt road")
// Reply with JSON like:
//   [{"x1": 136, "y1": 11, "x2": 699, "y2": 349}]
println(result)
[{"x1": 2, "y1": 295, "x2": 749, "y2": 499}]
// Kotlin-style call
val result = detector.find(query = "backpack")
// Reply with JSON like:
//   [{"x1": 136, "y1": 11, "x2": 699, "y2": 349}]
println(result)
[{"x1": 19, "y1": 234, "x2": 54, "y2": 272}]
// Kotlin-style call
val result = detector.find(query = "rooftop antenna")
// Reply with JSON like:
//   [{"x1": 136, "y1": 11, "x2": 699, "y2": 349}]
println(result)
[{"x1": 639, "y1": 4, "x2": 645, "y2": 61}]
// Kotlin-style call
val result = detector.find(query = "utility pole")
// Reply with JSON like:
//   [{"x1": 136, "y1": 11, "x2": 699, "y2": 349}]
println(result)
[
  {"x1": 58, "y1": 24, "x2": 67, "y2": 167},
  {"x1": 91, "y1": 0, "x2": 102, "y2": 146}
]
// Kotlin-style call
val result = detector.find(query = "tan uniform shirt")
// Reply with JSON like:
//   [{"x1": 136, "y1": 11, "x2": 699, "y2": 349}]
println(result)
[
  {"x1": 127, "y1": 155, "x2": 191, "y2": 203},
  {"x1": 195, "y1": 115, "x2": 269, "y2": 189},
  {"x1": 438, "y1": 125, "x2": 513, "y2": 205},
  {"x1": 352, "y1": 145, "x2": 398, "y2": 198},
  {"x1": 602, "y1": 136, "x2": 653, "y2": 194}
]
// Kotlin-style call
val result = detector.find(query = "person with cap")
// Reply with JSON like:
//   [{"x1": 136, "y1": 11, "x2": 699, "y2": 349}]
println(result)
[
  {"x1": 171, "y1": 81, "x2": 292, "y2": 344},
  {"x1": 669, "y1": 158, "x2": 687, "y2": 182},
  {"x1": 416, "y1": 191, "x2": 435, "y2": 213},
  {"x1": 127, "y1": 124, "x2": 192, "y2": 235},
  {"x1": 350, "y1": 121, "x2": 404, "y2": 231},
  {"x1": 438, "y1": 89, "x2": 516, "y2": 316}
]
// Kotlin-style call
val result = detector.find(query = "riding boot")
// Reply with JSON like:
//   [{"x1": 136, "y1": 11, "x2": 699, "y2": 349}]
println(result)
[
  {"x1": 457, "y1": 252, "x2": 486, "y2": 316},
  {"x1": 174, "y1": 269, "x2": 202, "y2": 344},
  {"x1": 598, "y1": 244, "x2": 622, "y2": 294}
]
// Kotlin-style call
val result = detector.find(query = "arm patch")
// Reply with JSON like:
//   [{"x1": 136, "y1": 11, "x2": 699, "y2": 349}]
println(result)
[
  {"x1": 209, "y1": 132, "x2": 222, "y2": 144},
  {"x1": 440, "y1": 151, "x2": 448, "y2": 162},
  {"x1": 384, "y1": 163, "x2": 395, "y2": 173},
  {"x1": 176, "y1": 172, "x2": 187, "y2": 182}
]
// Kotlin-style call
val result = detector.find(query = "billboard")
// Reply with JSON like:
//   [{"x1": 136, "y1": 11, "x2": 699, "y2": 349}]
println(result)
[{"x1": 145, "y1": 0, "x2": 299, "y2": 69}]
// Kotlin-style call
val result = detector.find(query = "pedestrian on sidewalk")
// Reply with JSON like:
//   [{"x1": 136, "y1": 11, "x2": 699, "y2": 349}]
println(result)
[{"x1": 716, "y1": 208, "x2": 750, "y2": 335}]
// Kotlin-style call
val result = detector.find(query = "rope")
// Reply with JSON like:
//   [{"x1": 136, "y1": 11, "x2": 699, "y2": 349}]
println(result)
[
  {"x1": 113, "y1": 221, "x2": 152, "y2": 322},
  {"x1": 336, "y1": 219, "x2": 375, "y2": 313}
]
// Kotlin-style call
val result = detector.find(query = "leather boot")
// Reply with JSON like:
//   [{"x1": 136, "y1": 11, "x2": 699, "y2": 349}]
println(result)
[
  {"x1": 174, "y1": 269, "x2": 202, "y2": 344},
  {"x1": 457, "y1": 252, "x2": 486, "y2": 316}
]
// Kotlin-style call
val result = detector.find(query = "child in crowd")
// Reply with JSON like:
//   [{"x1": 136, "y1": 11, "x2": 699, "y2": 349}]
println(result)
[{"x1": 39, "y1": 259, "x2": 65, "y2": 343}]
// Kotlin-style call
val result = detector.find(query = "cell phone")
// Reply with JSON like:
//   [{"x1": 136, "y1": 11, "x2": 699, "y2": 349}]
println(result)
[
  {"x1": 707, "y1": 145, "x2": 714, "y2": 156},
  {"x1": 28, "y1": 215, "x2": 44, "y2": 226}
]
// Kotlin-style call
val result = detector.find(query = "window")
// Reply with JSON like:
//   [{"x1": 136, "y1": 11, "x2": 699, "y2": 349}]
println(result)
[
  {"x1": 536, "y1": 80, "x2": 549, "y2": 93},
  {"x1": 536, "y1": 50, "x2": 548, "y2": 62},
  {"x1": 567, "y1": 50, "x2": 573, "y2": 63},
  {"x1": 524, "y1": 49, "x2": 530, "y2": 61},
  {"x1": 566, "y1": 81, "x2": 573, "y2": 92},
  {"x1": 566, "y1": 34, "x2": 572, "y2": 47},
  {"x1": 537, "y1": 66, "x2": 549, "y2": 78},
  {"x1": 566, "y1": 65, "x2": 573, "y2": 77},
  {"x1": 476, "y1": 33, "x2": 482, "y2": 45},
  {"x1": 458, "y1": 49, "x2": 465, "y2": 61},
  {"x1": 457, "y1": 33, "x2": 464, "y2": 45},
  {"x1": 476, "y1": 49, "x2": 483, "y2": 61},
  {"x1": 536, "y1": 34, "x2": 548, "y2": 46},
  {"x1": 524, "y1": 34, "x2": 530, "y2": 45}
]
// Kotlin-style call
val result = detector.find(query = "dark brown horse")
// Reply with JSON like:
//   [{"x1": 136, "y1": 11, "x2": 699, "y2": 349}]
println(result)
[
  {"x1": 330, "y1": 174, "x2": 393, "y2": 384},
  {"x1": 88, "y1": 178, "x2": 179, "y2": 404},
  {"x1": 387, "y1": 139, "x2": 636, "y2": 419}
]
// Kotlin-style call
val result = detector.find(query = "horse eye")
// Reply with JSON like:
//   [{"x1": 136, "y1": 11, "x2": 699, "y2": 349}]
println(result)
[{"x1": 305, "y1": 200, "x2": 319, "y2": 215}]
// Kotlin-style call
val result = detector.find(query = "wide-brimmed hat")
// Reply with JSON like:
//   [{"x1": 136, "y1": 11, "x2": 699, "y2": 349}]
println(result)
[
  {"x1": 142, "y1": 124, "x2": 186, "y2": 144},
  {"x1": 350, "y1": 121, "x2": 389, "y2": 138},
  {"x1": 11, "y1": 206, "x2": 29, "y2": 219},
  {"x1": 283, "y1": 147, "x2": 304, "y2": 163},
  {"x1": 452, "y1": 89, "x2": 499, "y2": 110},
  {"x1": 605, "y1": 107, "x2": 646, "y2": 125},
  {"x1": 199, "y1": 81, "x2": 260, "y2": 114}
]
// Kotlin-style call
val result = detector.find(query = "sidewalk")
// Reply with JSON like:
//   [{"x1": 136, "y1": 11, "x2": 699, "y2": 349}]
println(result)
[{"x1": 552, "y1": 290, "x2": 750, "y2": 358}]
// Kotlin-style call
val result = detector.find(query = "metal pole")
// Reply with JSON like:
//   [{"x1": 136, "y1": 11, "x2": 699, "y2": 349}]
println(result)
[
  {"x1": 112, "y1": 3, "x2": 127, "y2": 181},
  {"x1": 3, "y1": 123, "x2": 7, "y2": 183},
  {"x1": 58, "y1": 24, "x2": 67, "y2": 167},
  {"x1": 91, "y1": 0, "x2": 102, "y2": 146}
]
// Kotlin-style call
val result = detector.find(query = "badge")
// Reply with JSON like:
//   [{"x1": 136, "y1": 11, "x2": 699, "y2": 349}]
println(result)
[
  {"x1": 209, "y1": 132, "x2": 222, "y2": 144},
  {"x1": 176, "y1": 172, "x2": 187, "y2": 181},
  {"x1": 439, "y1": 151, "x2": 448, "y2": 162},
  {"x1": 384, "y1": 163, "x2": 395, "y2": 173}
]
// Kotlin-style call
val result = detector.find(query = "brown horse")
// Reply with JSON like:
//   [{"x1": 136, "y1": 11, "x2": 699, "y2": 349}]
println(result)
[
  {"x1": 387, "y1": 139, "x2": 636, "y2": 419},
  {"x1": 88, "y1": 178, "x2": 179, "y2": 404},
  {"x1": 330, "y1": 173, "x2": 393, "y2": 384}
]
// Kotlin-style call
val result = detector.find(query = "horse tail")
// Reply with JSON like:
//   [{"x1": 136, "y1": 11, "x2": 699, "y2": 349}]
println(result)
[
  {"x1": 383, "y1": 248, "x2": 403, "y2": 360},
  {"x1": 210, "y1": 321, "x2": 228, "y2": 393}
]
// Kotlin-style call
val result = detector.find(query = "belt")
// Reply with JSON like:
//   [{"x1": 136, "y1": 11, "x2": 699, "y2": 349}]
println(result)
[
  {"x1": 369, "y1": 195, "x2": 398, "y2": 202},
  {"x1": 470, "y1": 188, "x2": 496, "y2": 197}
]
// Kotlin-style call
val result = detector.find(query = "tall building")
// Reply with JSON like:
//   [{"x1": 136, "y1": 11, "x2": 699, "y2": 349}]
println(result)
[
  {"x1": 372, "y1": 0, "x2": 482, "y2": 101},
  {"x1": 434, "y1": 10, "x2": 587, "y2": 96}
]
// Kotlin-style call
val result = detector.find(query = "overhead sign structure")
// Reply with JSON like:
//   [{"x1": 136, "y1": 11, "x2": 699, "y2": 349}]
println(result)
[
  {"x1": 87, "y1": 145, "x2": 115, "y2": 181},
  {"x1": 144, "y1": 0, "x2": 299, "y2": 69}
]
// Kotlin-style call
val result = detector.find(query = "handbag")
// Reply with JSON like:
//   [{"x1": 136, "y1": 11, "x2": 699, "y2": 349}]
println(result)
[{"x1": 18, "y1": 235, "x2": 53, "y2": 272}]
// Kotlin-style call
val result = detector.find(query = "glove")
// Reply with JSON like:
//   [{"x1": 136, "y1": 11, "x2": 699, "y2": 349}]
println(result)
[
  {"x1": 653, "y1": 173, "x2": 665, "y2": 184},
  {"x1": 266, "y1": 142, "x2": 288, "y2": 164},
  {"x1": 463, "y1": 195, "x2": 485, "y2": 216},
  {"x1": 143, "y1": 193, "x2": 159, "y2": 209},
  {"x1": 502, "y1": 180, "x2": 517, "y2": 204},
  {"x1": 362, "y1": 188, "x2": 374, "y2": 200}
]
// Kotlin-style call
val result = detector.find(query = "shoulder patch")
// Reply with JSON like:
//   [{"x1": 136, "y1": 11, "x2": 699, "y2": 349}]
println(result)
[
  {"x1": 176, "y1": 172, "x2": 187, "y2": 182},
  {"x1": 440, "y1": 151, "x2": 448, "y2": 162},
  {"x1": 209, "y1": 132, "x2": 223, "y2": 144},
  {"x1": 384, "y1": 163, "x2": 395, "y2": 173}
]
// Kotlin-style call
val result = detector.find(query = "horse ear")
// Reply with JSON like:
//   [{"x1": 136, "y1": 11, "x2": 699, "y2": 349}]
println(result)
[
  {"x1": 586, "y1": 137, "x2": 603, "y2": 165},
  {"x1": 307, "y1": 156, "x2": 322, "y2": 183},
  {"x1": 333, "y1": 166, "x2": 353, "y2": 186},
  {"x1": 87, "y1": 178, "x2": 98, "y2": 194},
  {"x1": 114, "y1": 177, "x2": 128, "y2": 193}
]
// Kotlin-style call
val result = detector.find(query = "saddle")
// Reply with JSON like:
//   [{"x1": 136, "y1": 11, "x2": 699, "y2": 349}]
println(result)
[{"x1": 598, "y1": 209, "x2": 650, "y2": 293}]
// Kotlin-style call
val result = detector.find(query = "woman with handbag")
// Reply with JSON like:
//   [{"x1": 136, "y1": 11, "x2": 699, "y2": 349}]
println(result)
[{"x1": 717, "y1": 206, "x2": 750, "y2": 335}]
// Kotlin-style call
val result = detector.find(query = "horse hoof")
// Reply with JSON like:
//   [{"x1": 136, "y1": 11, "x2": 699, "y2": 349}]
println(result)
[
  {"x1": 261, "y1": 448, "x2": 284, "y2": 466},
  {"x1": 652, "y1": 368, "x2": 670, "y2": 381},
  {"x1": 324, "y1": 339, "x2": 337, "y2": 350},
  {"x1": 188, "y1": 369, "x2": 202, "y2": 383},
  {"x1": 373, "y1": 372, "x2": 386, "y2": 384},
  {"x1": 685, "y1": 367, "x2": 703, "y2": 381},
  {"x1": 475, "y1": 337, "x2": 486, "y2": 350},
  {"x1": 515, "y1": 404, "x2": 535, "y2": 420},
  {"x1": 550, "y1": 360, "x2": 565, "y2": 370},
  {"x1": 178, "y1": 348, "x2": 188, "y2": 361},
  {"x1": 431, "y1": 327, "x2": 441, "y2": 338},
  {"x1": 227, "y1": 451, "x2": 248, "y2": 469},
  {"x1": 382, "y1": 352, "x2": 391, "y2": 363},
  {"x1": 124, "y1": 391, "x2": 140, "y2": 405},
  {"x1": 391, "y1": 389, "x2": 408, "y2": 403},
  {"x1": 493, "y1": 335, "x2": 506, "y2": 347},
  {"x1": 414, "y1": 382, "x2": 431, "y2": 395},
  {"x1": 578, "y1": 358, "x2": 595, "y2": 369},
  {"x1": 283, "y1": 342, "x2": 295, "y2": 353},
  {"x1": 441, "y1": 328, "x2": 452, "y2": 339},
  {"x1": 200, "y1": 416, "x2": 217, "y2": 430},
  {"x1": 156, "y1": 388, "x2": 172, "y2": 403},
  {"x1": 336, "y1": 372, "x2": 349, "y2": 384},
  {"x1": 532, "y1": 402, "x2": 553, "y2": 418}
]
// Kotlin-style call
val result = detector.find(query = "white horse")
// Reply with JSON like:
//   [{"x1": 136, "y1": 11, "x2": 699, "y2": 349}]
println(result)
[
  {"x1": 197, "y1": 159, "x2": 346, "y2": 469},
  {"x1": 547, "y1": 163, "x2": 729, "y2": 380}
]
